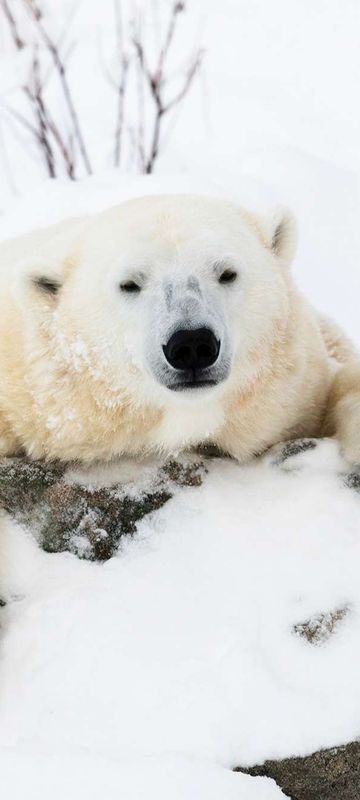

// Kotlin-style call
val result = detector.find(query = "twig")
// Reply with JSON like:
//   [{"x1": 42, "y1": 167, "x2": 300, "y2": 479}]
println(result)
[
  {"x1": 0, "y1": 3, "x2": 57, "y2": 177},
  {"x1": 31, "y1": 45, "x2": 76, "y2": 179},
  {"x1": 157, "y1": 0, "x2": 184, "y2": 76},
  {"x1": 165, "y1": 52, "x2": 203, "y2": 112},
  {"x1": 0, "y1": 0, "x2": 76, "y2": 180},
  {"x1": 40, "y1": 1, "x2": 79, "y2": 89},
  {"x1": 25, "y1": 0, "x2": 92, "y2": 175},
  {"x1": 113, "y1": 0, "x2": 130, "y2": 168},
  {"x1": 30, "y1": 46, "x2": 56, "y2": 176},
  {"x1": 114, "y1": 53, "x2": 129, "y2": 167},
  {"x1": 134, "y1": 33, "x2": 146, "y2": 171},
  {"x1": 0, "y1": 109, "x2": 41, "y2": 165},
  {"x1": 0, "y1": 0, "x2": 25, "y2": 49},
  {"x1": 26, "y1": 0, "x2": 42, "y2": 20},
  {"x1": 0, "y1": 0, "x2": 204, "y2": 183},
  {"x1": 0, "y1": 100, "x2": 40, "y2": 139},
  {"x1": 132, "y1": 1, "x2": 203, "y2": 174}
]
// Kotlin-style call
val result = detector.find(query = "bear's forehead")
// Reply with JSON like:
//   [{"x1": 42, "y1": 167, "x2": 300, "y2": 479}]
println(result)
[
  {"x1": 79, "y1": 196, "x2": 266, "y2": 276},
  {"x1": 117, "y1": 209, "x2": 253, "y2": 249},
  {"x1": 100, "y1": 195, "x2": 256, "y2": 241}
]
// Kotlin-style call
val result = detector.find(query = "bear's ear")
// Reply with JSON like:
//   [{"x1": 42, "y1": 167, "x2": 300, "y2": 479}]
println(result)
[{"x1": 262, "y1": 207, "x2": 298, "y2": 266}]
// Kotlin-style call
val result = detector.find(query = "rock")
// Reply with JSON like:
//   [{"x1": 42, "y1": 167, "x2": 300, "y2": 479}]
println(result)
[
  {"x1": 271, "y1": 438, "x2": 318, "y2": 467},
  {"x1": 0, "y1": 439, "x2": 357, "y2": 562},
  {"x1": 293, "y1": 606, "x2": 349, "y2": 645},
  {"x1": 235, "y1": 740, "x2": 360, "y2": 800},
  {"x1": 344, "y1": 470, "x2": 360, "y2": 492},
  {"x1": 0, "y1": 454, "x2": 206, "y2": 561}
]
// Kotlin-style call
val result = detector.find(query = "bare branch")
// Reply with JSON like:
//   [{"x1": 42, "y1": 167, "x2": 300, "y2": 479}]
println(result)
[
  {"x1": 132, "y1": 1, "x2": 203, "y2": 174},
  {"x1": 0, "y1": 0, "x2": 25, "y2": 49},
  {"x1": 41, "y1": 2, "x2": 80, "y2": 88},
  {"x1": 157, "y1": 1, "x2": 185, "y2": 77},
  {"x1": 26, "y1": 0, "x2": 42, "y2": 21},
  {"x1": 0, "y1": 100, "x2": 40, "y2": 138},
  {"x1": 114, "y1": 53, "x2": 129, "y2": 167},
  {"x1": 32, "y1": 50, "x2": 76, "y2": 178},
  {"x1": 25, "y1": 0, "x2": 93, "y2": 175},
  {"x1": 30, "y1": 46, "x2": 56, "y2": 177},
  {"x1": 0, "y1": 1, "x2": 78, "y2": 179},
  {"x1": 47, "y1": 119, "x2": 76, "y2": 179},
  {"x1": 134, "y1": 35, "x2": 146, "y2": 172},
  {"x1": 0, "y1": 0, "x2": 203, "y2": 183},
  {"x1": 0, "y1": 108, "x2": 41, "y2": 166},
  {"x1": 164, "y1": 50, "x2": 203, "y2": 113},
  {"x1": 0, "y1": 1, "x2": 53, "y2": 176},
  {"x1": 113, "y1": 0, "x2": 130, "y2": 168}
]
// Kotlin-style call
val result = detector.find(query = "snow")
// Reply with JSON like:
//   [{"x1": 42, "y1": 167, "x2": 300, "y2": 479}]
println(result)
[
  {"x1": 1, "y1": 441, "x2": 360, "y2": 798},
  {"x1": 0, "y1": 0, "x2": 359, "y2": 797},
  {"x1": 0, "y1": 751, "x2": 283, "y2": 800}
]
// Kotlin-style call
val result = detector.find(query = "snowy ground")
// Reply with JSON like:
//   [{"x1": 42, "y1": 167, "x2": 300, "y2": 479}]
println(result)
[
  {"x1": 1, "y1": 440, "x2": 360, "y2": 799},
  {"x1": 0, "y1": 0, "x2": 359, "y2": 797}
]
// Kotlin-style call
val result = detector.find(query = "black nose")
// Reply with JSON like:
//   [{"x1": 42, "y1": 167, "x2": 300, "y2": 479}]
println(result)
[{"x1": 163, "y1": 328, "x2": 220, "y2": 371}]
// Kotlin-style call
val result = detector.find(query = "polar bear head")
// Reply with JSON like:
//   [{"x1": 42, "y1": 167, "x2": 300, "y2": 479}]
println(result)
[{"x1": 25, "y1": 194, "x2": 297, "y2": 422}]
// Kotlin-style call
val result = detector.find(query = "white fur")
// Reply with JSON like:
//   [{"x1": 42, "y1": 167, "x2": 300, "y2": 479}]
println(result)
[{"x1": 0, "y1": 194, "x2": 358, "y2": 464}]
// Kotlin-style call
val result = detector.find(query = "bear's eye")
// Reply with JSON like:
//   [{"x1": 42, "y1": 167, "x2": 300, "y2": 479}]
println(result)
[
  {"x1": 32, "y1": 276, "x2": 61, "y2": 295},
  {"x1": 218, "y1": 269, "x2": 237, "y2": 285},
  {"x1": 119, "y1": 280, "x2": 141, "y2": 294}
]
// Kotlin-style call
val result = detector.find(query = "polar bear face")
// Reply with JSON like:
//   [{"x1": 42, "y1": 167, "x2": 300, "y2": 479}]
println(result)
[{"x1": 29, "y1": 195, "x2": 297, "y2": 413}]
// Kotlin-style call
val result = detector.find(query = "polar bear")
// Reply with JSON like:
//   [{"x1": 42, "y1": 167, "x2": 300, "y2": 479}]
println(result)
[{"x1": 0, "y1": 193, "x2": 358, "y2": 464}]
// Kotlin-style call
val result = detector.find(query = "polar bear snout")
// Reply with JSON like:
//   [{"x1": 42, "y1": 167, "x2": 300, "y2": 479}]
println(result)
[
  {"x1": 163, "y1": 328, "x2": 220, "y2": 372},
  {"x1": 158, "y1": 323, "x2": 230, "y2": 392},
  {"x1": 144, "y1": 272, "x2": 233, "y2": 394}
]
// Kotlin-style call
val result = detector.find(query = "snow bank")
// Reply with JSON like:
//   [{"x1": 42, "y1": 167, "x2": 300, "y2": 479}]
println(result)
[
  {"x1": 0, "y1": 440, "x2": 360, "y2": 798},
  {"x1": 0, "y1": 751, "x2": 284, "y2": 800}
]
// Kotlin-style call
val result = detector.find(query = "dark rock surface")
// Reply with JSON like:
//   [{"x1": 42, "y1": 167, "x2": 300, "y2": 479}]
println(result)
[
  {"x1": 271, "y1": 438, "x2": 318, "y2": 466},
  {"x1": 235, "y1": 740, "x2": 360, "y2": 800},
  {"x1": 0, "y1": 454, "x2": 205, "y2": 560},
  {"x1": 345, "y1": 469, "x2": 360, "y2": 492},
  {"x1": 293, "y1": 605, "x2": 349, "y2": 645},
  {"x1": 0, "y1": 438, "x2": 356, "y2": 561}
]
